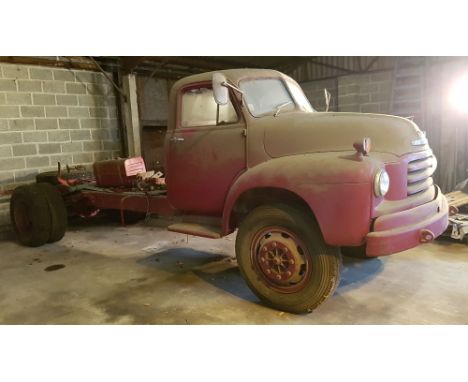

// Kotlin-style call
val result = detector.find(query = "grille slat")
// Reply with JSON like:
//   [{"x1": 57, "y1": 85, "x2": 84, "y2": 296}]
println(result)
[
  {"x1": 407, "y1": 150, "x2": 436, "y2": 196},
  {"x1": 407, "y1": 156, "x2": 433, "y2": 172},
  {"x1": 407, "y1": 167, "x2": 435, "y2": 184},
  {"x1": 407, "y1": 177, "x2": 434, "y2": 195}
]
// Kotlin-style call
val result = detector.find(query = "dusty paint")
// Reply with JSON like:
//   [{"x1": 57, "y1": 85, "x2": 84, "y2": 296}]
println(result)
[
  {"x1": 260, "y1": 112, "x2": 428, "y2": 158},
  {"x1": 21, "y1": 68, "x2": 447, "y2": 259},
  {"x1": 164, "y1": 69, "x2": 447, "y2": 256}
]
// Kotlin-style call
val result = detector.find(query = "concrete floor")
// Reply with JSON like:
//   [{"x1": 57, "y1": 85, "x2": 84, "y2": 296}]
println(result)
[{"x1": 0, "y1": 217, "x2": 467, "y2": 324}]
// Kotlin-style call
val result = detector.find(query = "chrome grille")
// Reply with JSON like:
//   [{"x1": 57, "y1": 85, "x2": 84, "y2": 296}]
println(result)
[{"x1": 407, "y1": 150, "x2": 436, "y2": 196}]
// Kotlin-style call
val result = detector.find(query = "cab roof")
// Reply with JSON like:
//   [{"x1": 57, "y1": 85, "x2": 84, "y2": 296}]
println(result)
[{"x1": 171, "y1": 68, "x2": 288, "y2": 91}]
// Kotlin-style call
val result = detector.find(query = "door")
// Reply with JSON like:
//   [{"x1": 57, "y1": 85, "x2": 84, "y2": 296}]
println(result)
[{"x1": 166, "y1": 82, "x2": 246, "y2": 215}]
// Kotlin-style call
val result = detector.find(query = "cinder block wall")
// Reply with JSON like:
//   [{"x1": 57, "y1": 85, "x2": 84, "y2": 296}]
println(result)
[
  {"x1": 301, "y1": 78, "x2": 338, "y2": 112},
  {"x1": 301, "y1": 70, "x2": 392, "y2": 113},
  {"x1": 0, "y1": 63, "x2": 121, "y2": 192},
  {"x1": 337, "y1": 71, "x2": 392, "y2": 113}
]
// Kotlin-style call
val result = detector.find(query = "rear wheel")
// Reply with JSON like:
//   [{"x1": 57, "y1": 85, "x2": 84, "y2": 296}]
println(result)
[
  {"x1": 10, "y1": 185, "x2": 51, "y2": 247},
  {"x1": 36, "y1": 183, "x2": 67, "y2": 243},
  {"x1": 235, "y1": 204, "x2": 341, "y2": 314}
]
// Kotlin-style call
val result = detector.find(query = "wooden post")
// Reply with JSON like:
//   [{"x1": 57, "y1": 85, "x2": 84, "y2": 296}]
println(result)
[{"x1": 121, "y1": 74, "x2": 141, "y2": 157}]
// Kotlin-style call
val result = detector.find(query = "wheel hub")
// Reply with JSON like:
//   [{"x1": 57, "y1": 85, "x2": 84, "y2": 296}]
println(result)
[{"x1": 252, "y1": 228, "x2": 310, "y2": 292}]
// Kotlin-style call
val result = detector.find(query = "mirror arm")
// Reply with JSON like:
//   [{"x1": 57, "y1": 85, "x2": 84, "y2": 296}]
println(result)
[{"x1": 222, "y1": 81, "x2": 245, "y2": 106}]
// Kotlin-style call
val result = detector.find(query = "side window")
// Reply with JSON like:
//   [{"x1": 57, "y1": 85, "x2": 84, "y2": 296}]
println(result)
[{"x1": 181, "y1": 86, "x2": 238, "y2": 128}]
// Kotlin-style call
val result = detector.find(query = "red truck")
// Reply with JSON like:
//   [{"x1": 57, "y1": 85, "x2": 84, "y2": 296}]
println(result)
[{"x1": 9, "y1": 68, "x2": 449, "y2": 313}]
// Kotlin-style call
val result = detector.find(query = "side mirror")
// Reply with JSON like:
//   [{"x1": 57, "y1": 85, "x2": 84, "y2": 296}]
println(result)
[
  {"x1": 213, "y1": 72, "x2": 229, "y2": 105},
  {"x1": 324, "y1": 88, "x2": 331, "y2": 112}
]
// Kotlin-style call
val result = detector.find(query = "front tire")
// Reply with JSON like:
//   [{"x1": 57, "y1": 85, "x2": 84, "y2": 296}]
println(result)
[{"x1": 235, "y1": 204, "x2": 341, "y2": 314}]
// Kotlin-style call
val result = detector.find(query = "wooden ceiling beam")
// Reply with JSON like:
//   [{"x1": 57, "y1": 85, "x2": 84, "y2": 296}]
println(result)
[
  {"x1": 120, "y1": 56, "x2": 150, "y2": 73},
  {"x1": 280, "y1": 57, "x2": 360, "y2": 75},
  {"x1": 141, "y1": 56, "x2": 243, "y2": 71},
  {"x1": 205, "y1": 57, "x2": 265, "y2": 69},
  {"x1": 0, "y1": 56, "x2": 99, "y2": 71},
  {"x1": 363, "y1": 56, "x2": 380, "y2": 72}
]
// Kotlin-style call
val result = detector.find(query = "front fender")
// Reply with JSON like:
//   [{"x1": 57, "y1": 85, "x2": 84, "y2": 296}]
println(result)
[{"x1": 223, "y1": 152, "x2": 382, "y2": 246}]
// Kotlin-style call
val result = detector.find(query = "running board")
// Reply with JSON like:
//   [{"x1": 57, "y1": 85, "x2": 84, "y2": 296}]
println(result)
[{"x1": 167, "y1": 223, "x2": 222, "y2": 239}]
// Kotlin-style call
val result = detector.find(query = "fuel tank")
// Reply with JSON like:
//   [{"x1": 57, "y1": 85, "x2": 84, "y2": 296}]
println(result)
[{"x1": 93, "y1": 157, "x2": 146, "y2": 187}]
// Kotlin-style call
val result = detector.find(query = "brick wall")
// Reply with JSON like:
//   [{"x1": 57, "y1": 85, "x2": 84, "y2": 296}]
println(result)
[
  {"x1": 0, "y1": 63, "x2": 121, "y2": 191},
  {"x1": 300, "y1": 70, "x2": 393, "y2": 113}
]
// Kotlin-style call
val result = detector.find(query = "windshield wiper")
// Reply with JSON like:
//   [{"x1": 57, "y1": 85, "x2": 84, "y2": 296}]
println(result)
[{"x1": 274, "y1": 101, "x2": 293, "y2": 117}]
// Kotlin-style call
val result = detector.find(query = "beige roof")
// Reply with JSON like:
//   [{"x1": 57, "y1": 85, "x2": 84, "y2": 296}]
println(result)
[{"x1": 172, "y1": 68, "x2": 286, "y2": 90}]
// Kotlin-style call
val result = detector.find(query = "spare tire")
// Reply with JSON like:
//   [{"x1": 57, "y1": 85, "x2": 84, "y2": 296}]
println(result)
[
  {"x1": 36, "y1": 183, "x2": 67, "y2": 243},
  {"x1": 10, "y1": 185, "x2": 51, "y2": 247}
]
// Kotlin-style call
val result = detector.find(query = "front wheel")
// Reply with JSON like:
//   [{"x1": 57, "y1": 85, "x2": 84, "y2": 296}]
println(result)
[{"x1": 235, "y1": 204, "x2": 341, "y2": 314}]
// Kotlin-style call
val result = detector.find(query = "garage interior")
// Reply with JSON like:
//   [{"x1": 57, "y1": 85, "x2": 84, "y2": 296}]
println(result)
[{"x1": 0, "y1": 56, "x2": 467, "y2": 324}]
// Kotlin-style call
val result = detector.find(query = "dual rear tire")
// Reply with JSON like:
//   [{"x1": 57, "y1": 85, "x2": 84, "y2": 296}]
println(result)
[{"x1": 10, "y1": 183, "x2": 67, "y2": 247}]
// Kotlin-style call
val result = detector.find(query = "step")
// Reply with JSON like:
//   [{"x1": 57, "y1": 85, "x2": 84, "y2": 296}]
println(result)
[{"x1": 167, "y1": 223, "x2": 222, "y2": 239}]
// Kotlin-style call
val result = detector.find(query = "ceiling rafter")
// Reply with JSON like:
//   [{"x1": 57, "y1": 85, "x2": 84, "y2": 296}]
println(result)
[{"x1": 0, "y1": 56, "x2": 99, "y2": 72}]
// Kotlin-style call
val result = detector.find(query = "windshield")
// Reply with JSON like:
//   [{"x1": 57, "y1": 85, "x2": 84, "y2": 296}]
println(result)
[{"x1": 239, "y1": 78, "x2": 313, "y2": 117}]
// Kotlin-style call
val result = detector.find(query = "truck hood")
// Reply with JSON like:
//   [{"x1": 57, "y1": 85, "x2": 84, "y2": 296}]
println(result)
[{"x1": 259, "y1": 112, "x2": 428, "y2": 158}]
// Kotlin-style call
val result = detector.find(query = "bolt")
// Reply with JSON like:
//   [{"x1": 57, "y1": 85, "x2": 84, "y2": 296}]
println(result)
[
  {"x1": 260, "y1": 257, "x2": 265, "y2": 262},
  {"x1": 286, "y1": 271, "x2": 291, "y2": 277},
  {"x1": 262, "y1": 246, "x2": 267, "y2": 252},
  {"x1": 289, "y1": 259, "x2": 295, "y2": 265},
  {"x1": 276, "y1": 274, "x2": 282, "y2": 280},
  {"x1": 265, "y1": 269, "x2": 271, "y2": 274},
  {"x1": 272, "y1": 242, "x2": 277, "y2": 247}
]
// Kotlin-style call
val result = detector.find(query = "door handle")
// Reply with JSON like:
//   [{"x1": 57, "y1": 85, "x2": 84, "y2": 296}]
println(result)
[{"x1": 170, "y1": 136, "x2": 185, "y2": 143}]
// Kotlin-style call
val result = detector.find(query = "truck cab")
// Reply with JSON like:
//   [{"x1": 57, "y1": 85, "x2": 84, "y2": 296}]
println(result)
[
  {"x1": 10, "y1": 68, "x2": 449, "y2": 313},
  {"x1": 166, "y1": 69, "x2": 448, "y2": 253}
]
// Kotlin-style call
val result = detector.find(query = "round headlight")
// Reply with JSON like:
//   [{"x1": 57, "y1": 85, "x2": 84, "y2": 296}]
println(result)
[{"x1": 374, "y1": 169, "x2": 390, "y2": 197}]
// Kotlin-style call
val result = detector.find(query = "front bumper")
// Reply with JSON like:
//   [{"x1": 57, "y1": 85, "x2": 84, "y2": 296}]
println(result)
[{"x1": 366, "y1": 186, "x2": 448, "y2": 256}]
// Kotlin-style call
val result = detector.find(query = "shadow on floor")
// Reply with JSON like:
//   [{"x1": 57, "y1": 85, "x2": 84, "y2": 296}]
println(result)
[
  {"x1": 138, "y1": 248, "x2": 259, "y2": 303},
  {"x1": 140, "y1": 249, "x2": 386, "y2": 303},
  {"x1": 338, "y1": 256, "x2": 385, "y2": 292}
]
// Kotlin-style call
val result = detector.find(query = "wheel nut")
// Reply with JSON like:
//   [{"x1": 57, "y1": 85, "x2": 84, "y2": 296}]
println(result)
[
  {"x1": 272, "y1": 242, "x2": 277, "y2": 247},
  {"x1": 286, "y1": 271, "x2": 291, "y2": 276},
  {"x1": 265, "y1": 269, "x2": 271, "y2": 274},
  {"x1": 276, "y1": 274, "x2": 282, "y2": 280},
  {"x1": 260, "y1": 257, "x2": 265, "y2": 262},
  {"x1": 289, "y1": 259, "x2": 295, "y2": 265},
  {"x1": 262, "y1": 247, "x2": 267, "y2": 252}
]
